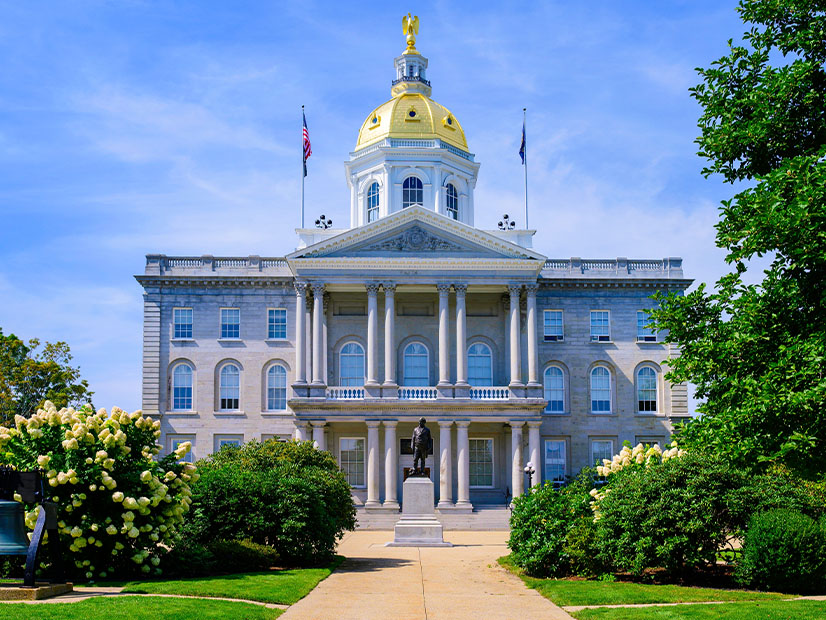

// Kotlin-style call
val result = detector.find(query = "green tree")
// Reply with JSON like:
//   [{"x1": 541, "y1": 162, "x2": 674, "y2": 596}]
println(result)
[
  {"x1": 652, "y1": 0, "x2": 826, "y2": 476},
  {"x1": 0, "y1": 328, "x2": 93, "y2": 424}
]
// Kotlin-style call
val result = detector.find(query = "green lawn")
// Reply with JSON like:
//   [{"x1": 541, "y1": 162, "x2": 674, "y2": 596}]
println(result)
[
  {"x1": 109, "y1": 557, "x2": 343, "y2": 605},
  {"x1": 498, "y1": 556, "x2": 787, "y2": 606},
  {"x1": 0, "y1": 596, "x2": 281, "y2": 619},
  {"x1": 572, "y1": 600, "x2": 826, "y2": 620}
]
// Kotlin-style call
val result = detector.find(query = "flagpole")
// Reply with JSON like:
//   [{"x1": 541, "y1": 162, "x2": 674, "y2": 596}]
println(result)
[
  {"x1": 523, "y1": 107, "x2": 528, "y2": 229},
  {"x1": 301, "y1": 105, "x2": 305, "y2": 229}
]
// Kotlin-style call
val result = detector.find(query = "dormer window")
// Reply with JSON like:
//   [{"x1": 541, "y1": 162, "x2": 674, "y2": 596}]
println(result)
[
  {"x1": 446, "y1": 183, "x2": 458, "y2": 220},
  {"x1": 367, "y1": 182, "x2": 380, "y2": 222},
  {"x1": 402, "y1": 177, "x2": 423, "y2": 208}
]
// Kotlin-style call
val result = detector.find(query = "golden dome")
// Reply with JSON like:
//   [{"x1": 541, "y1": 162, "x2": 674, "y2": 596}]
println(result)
[{"x1": 355, "y1": 92, "x2": 469, "y2": 152}]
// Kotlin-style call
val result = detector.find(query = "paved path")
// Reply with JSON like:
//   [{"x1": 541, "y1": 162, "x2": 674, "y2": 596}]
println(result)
[{"x1": 281, "y1": 530, "x2": 573, "y2": 620}]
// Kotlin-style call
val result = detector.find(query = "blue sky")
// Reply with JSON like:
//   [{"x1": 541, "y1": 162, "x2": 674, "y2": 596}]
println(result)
[{"x1": 0, "y1": 1, "x2": 748, "y2": 411}]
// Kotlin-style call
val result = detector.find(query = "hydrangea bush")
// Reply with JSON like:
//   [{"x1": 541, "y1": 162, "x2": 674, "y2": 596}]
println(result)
[
  {"x1": 594, "y1": 441, "x2": 684, "y2": 478},
  {"x1": 0, "y1": 402, "x2": 196, "y2": 580}
]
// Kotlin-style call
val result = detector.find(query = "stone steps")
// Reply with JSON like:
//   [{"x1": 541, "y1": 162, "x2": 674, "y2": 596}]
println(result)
[{"x1": 355, "y1": 506, "x2": 511, "y2": 530}]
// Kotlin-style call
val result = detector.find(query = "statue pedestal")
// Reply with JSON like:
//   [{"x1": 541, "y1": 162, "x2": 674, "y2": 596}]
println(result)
[{"x1": 386, "y1": 477, "x2": 452, "y2": 547}]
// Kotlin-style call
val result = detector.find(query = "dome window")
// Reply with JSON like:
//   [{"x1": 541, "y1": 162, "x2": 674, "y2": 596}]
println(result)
[
  {"x1": 367, "y1": 182, "x2": 380, "y2": 222},
  {"x1": 445, "y1": 183, "x2": 459, "y2": 220},
  {"x1": 408, "y1": 109, "x2": 417, "y2": 118},
  {"x1": 372, "y1": 116, "x2": 378, "y2": 124},
  {"x1": 402, "y1": 176, "x2": 423, "y2": 209},
  {"x1": 447, "y1": 117, "x2": 453, "y2": 125}
]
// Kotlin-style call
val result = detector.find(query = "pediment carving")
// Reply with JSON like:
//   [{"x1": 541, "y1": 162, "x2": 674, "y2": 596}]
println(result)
[{"x1": 362, "y1": 226, "x2": 465, "y2": 253}]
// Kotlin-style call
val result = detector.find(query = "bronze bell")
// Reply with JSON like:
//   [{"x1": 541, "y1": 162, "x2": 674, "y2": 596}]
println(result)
[{"x1": 0, "y1": 500, "x2": 30, "y2": 555}]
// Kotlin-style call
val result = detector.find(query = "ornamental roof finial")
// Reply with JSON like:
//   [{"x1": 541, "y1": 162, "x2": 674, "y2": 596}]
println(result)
[{"x1": 402, "y1": 13, "x2": 420, "y2": 54}]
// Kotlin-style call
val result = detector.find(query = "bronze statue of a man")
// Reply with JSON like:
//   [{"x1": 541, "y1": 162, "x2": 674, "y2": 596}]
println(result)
[{"x1": 411, "y1": 417, "x2": 432, "y2": 476}]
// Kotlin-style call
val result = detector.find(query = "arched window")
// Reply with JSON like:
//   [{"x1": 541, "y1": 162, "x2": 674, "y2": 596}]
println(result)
[
  {"x1": 171, "y1": 363, "x2": 193, "y2": 411},
  {"x1": 403, "y1": 342, "x2": 429, "y2": 386},
  {"x1": 590, "y1": 366, "x2": 611, "y2": 413},
  {"x1": 339, "y1": 342, "x2": 365, "y2": 386},
  {"x1": 366, "y1": 182, "x2": 380, "y2": 223},
  {"x1": 445, "y1": 183, "x2": 458, "y2": 220},
  {"x1": 219, "y1": 363, "x2": 240, "y2": 411},
  {"x1": 637, "y1": 367, "x2": 658, "y2": 412},
  {"x1": 402, "y1": 176, "x2": 423, "y2": 208},
  {"x1": 266, "y1": 364, "x2": 287, "y2": 411},
  {"x1": 544, "y1": 366, "x2": 564, "y2": 413},
  {"x1": 467, "y1": 343, "x2": 492, "y2": 386}
]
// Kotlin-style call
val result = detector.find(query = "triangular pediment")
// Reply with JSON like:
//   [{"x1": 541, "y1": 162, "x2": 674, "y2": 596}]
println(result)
[{"x1": 287, "y1": 206, "x2": 546, "y2": 261}]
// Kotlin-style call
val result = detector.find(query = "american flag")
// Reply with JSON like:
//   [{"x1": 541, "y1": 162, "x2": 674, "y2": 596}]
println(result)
[
  {"x1": 518, "y1": 119, "x2": 526, "y2": 164},
  {"x1": 303, "y1": 111, "x2": 312, "y2": 177}
]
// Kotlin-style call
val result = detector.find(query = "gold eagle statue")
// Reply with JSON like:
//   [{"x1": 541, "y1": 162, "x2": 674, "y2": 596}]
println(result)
[{"x1": 402, "y1": 13, "x2": 419, "y2": 52}]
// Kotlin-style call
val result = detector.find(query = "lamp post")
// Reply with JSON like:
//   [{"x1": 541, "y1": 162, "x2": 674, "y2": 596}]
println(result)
[{"x1": 523, "y1": 462, "x2": 535, "y2": 491}]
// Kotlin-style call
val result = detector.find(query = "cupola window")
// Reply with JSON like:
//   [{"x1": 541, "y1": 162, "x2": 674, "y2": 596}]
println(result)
[
  {"x1": 402, "y1": 176, "x2": 423, "y2": 208},
  {"x1": 445, "y1": 183, "x2": 458, "y2": 220},
  {"x1": 367, "y1": 182, "x2": 380, "y2": 223}
]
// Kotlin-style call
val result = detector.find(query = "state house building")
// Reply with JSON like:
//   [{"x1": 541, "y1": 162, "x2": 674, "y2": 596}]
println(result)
[{"x1": 136, "y1": 26, "x2": 691, "y2": 512}]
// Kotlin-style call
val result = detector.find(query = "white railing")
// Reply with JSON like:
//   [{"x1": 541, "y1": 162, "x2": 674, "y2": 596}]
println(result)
[
  {"x1": 627, "y1": 260, "x2": 665, "y2": 271},
  {"x1": 214, "y1": 258, "x2": 248, "y2": 268},
  {"x1": 469, "y1": 386, "x2": 510, "y2": 400},
  {"x1": 166, "y1": 258, "x2": 201, "y2": 268},
  {"x1": 326, "y1": 386, "x2": 365, "y2": 400},
  {"x1": 398, "y1": 386, "x2": 438, "y2": 400},
  {"x1": 261, "y1": 259, "x2": 288, "y2": 268}
]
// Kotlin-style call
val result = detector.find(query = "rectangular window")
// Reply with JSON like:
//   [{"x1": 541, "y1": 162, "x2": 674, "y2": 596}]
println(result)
[
  {"x1": 543, "y1": 310, "x2": 563, "y2": 341},
  {"x1": 469, "y1": 438, "x2": 494, "y2": 488},
  {"x1": 340, "y1": 438, "x2": 366, "y2": 487},
  {"x1": 220, "y1": 308, "x2": 240, "y2": 339},
  {"x1": 268, "y1": 308, "x2": 287, "y2": 339},
  {"x1": 591, "y1": 439, "x2": 615, "y2": 468},
  {"x1": 590, "y1": 310, "x2": 610, "y2": 342},
  {"x1": 173, "y1": 308, "x2": 193, "y2": 339},
  {"x1": 214, "y1": 434, "x2": 243, "y2": 452},
  {"x1": 635, "y1": 436, "x2": 665, "y2": 448},
  {"x1": 168, "y1": 435, "x2": 195, "y2": 463},
  {"x1": 637, "y1": 310, "x2": 657, "y2": 342},
  {"x1": 544, "y1": 440, "x2": 566, "y2": 487}
]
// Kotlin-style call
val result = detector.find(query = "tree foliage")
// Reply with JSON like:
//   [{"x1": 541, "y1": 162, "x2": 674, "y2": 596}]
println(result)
[
  {"x1": 0, "y1": 329, "x2": 93, "y2": 425},
  {"x1": 652, "y1": 0, "x2": 826, "y2": 476}
]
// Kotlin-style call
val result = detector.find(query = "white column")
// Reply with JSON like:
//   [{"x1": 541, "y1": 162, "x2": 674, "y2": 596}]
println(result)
[
  {"x1": 438, "y1": 421, "x2": 454, "y2": 508},
  {"x1": 526, "y1": 283, "x2": 539, "y2": 386},
  {"x1": 366, "y1": 421, "x2": 381, "y2": 507},
  {"x1": 510, "y1": 421, "x2": 525, "y2": 499},
  {"x1": 294, "y1": 422, "x2": 309, "y2": 441},
  {"x1": 454, "y1": 284, "x2": 468, "y2": 386},
  {"x1": 383, "y1": 421, "x2": 399, "y2": 509},
  {"x1": 294, "y1": 282, "x2": 307, "y2": 384},
  {"x1": 311, "y1": 283, "x2": 325, "y2": 385},
  {"x1": 311, "y1": 421, "x2": 326, "y2": 452},
  {"x1": 528, "y1": 421, "x2": 541, "y2": 488},
  {"x1": 366, "y1": 283, "x2": 380, "y2": 385},
  {"x1": 305, "y1": 294, "x2": 313, "y2": 383},
  {"x1": 383, "y1": 282, "x2": 397, "y2": 385},
  {"x1": 437, "y1": 283, "x2": 451, "y2": 386},
  {"x1": 456, "y1": 421, "x2": 471, "y2": 508},
  {"x1": 508, "y1": 284, "x2": 523, "y2": 386},
  {"x1": 503, "y1": 293, "x2": 510, "y2": 381},
  {"x1": 322, "y1": 293, "x2": 329, "y2": 384}
]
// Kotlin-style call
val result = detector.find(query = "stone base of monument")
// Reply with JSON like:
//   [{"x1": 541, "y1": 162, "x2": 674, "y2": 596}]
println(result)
[{"x1": 386, "y1": 476, "x2": 452, "y2": 547}]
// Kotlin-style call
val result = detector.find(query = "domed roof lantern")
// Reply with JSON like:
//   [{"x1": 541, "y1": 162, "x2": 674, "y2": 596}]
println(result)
[{"x1": 392, "y1": 13, "x2": 431, "y2": 98}]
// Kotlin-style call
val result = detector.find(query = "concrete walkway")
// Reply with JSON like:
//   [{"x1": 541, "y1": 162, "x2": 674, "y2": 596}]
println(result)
[{"x1": 281, "y1": 530, "x2": 573, "y2": 620}]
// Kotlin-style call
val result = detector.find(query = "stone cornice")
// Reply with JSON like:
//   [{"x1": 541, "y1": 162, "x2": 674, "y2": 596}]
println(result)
[
  {"x1": 135, "y1": 275, "x2": 294, "y2": 289},
  {"x1": 538, "y1": 278, "x2": 693, "y2": 290}
]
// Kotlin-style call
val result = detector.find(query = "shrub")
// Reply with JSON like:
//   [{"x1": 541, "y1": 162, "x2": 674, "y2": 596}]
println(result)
[
  {"x1": 508, "y1": 472, "x2": 595, "y2": 577},
  {"x1": 0, "y1": 402, "x2": 195, "y2": 580},
  {"x1": 163, "y1": 539, "x2": 280, "y2": 578},
  {"x1": 736, "y1": 509, "x2": 826, "y2": 594},
  {"x1": 186, "y1": 439, "x2": 355, "y2": 565},
  {"x1": 727, "y1": 467, "x2": 826, "y2": 530},
  {"x1": 593, "y1": 452, "x2": 747, "y2": 577},
  {"x1": 563, "y1": 516, "x2": 603, "y2": 577}
]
